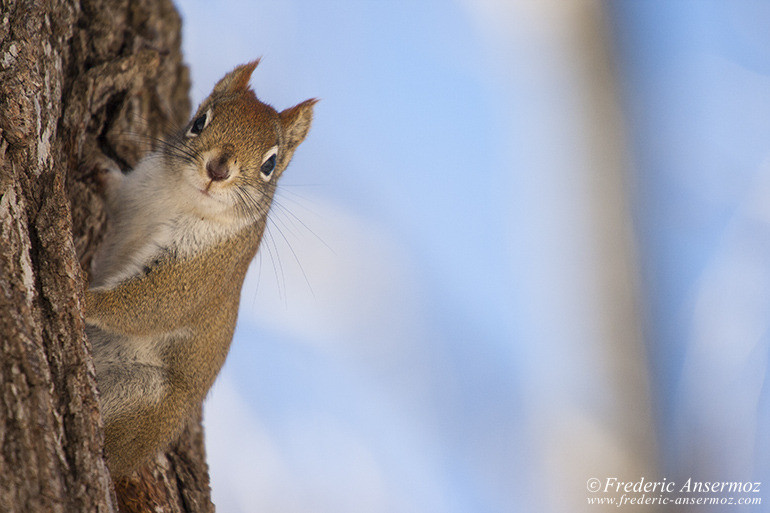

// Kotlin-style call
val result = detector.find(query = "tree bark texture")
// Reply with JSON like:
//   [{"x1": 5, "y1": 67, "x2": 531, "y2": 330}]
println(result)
[{"x1": 0, "y1": 0, "x2": 214, "y2": 511}]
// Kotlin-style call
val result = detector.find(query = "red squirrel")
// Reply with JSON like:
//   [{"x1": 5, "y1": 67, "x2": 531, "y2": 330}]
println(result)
[{"x1": 85, "y1": 60, "x2": 316, "y2": 477}]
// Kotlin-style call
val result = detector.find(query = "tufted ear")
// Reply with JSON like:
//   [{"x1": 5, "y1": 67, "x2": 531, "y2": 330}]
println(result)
[
  {"x1": 280, "y1": 98, "x2": 318, "y2": 156},
  {"x1": 212, "y1": 59, "x2": 260, "y2": 95}
]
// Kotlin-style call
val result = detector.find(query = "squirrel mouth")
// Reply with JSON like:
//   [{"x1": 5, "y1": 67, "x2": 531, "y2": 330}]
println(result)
[{"x1": 197, "y1": 181, "x2": 228, "y2": 205}]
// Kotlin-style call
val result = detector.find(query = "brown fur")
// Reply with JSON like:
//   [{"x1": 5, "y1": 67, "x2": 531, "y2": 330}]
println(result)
[
  {"x1": 85, "y1": 61, "x2": 315, "y2": 477},
  {"x1": 87, "y1": 227, "x2": 258, "y2": 475}
]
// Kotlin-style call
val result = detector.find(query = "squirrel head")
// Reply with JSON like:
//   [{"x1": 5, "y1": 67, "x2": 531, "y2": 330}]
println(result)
[{"x1": 162, "y1": 59, "x2": 316, "y2": 224}]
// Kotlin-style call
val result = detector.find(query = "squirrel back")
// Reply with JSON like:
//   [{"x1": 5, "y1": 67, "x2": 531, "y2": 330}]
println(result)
[{"x1": 85, "y1": 60, "x2": 316, "y2": 477}]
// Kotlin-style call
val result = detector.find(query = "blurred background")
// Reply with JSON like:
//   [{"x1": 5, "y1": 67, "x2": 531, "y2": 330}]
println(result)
[{"x1": 174, "y1": 1, "x2": 770, "y2": 511}]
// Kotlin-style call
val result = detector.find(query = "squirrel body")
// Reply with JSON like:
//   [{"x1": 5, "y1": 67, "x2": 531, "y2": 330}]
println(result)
[{"x1": 85, "y1": 61, "x2": 315, "y2": 477}]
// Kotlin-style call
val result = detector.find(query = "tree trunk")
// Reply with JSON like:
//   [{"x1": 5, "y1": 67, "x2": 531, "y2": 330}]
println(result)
[{"x1": 0, "y1": 0, "x2": 214, "y2": 511}]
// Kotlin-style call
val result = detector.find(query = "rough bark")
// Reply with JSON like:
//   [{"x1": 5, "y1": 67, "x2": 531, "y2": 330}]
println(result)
[{"x1": 0, "y1": 0, "x2": 213, "y2": 511}]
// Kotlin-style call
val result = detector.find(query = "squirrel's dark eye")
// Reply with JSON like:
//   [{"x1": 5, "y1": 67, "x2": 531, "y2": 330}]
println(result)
[
  {"x1": 190, "y1": 115, "x2": 206, "y2": 135},
  {"x1": 260, "y1": 154, "x2": 276, "y2": 179},
  {"x1": 187, "y1": 109, "x2": 211, "y2": 137}
]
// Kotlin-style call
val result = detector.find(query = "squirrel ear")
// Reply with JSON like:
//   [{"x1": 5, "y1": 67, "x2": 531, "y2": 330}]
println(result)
[
  {"x1": 280, "y1": 98, "x2": 318, "y2": 153},
  {"x1": 213, "y1": 59, "x2": 260, "y2": 95}
]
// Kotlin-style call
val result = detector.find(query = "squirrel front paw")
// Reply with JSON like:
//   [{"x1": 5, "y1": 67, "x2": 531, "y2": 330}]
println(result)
[{"x1": 89, "y1": 155, "x2": 124, "y2": 199}]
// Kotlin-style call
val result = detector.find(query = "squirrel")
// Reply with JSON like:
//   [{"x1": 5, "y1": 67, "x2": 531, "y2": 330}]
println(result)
[{"x1": 84, "y1": 60, "x2": 316, "y2": 477}]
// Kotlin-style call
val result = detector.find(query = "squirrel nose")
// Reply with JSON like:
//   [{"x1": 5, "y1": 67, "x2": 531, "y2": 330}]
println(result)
[{"x1": 206, "y1": 154, "x2": 230, "y2": 181}]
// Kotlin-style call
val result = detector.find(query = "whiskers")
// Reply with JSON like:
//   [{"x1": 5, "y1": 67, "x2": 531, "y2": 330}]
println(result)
[
  {"x1": 125, "y1": 131, "x2": 201, "y2": 167},
  {"x1": 109, "y1": 113, "x2": 201, "y2": 167},
  {"x1": 231, "y1": 183, "x2": 286, "y2": 304},
  {"x1": 234, "y1": 182, "x2": 329, "y2": 308},
  {"x1": 271, "y1": 188, "x2": 335, "y2": 256}
]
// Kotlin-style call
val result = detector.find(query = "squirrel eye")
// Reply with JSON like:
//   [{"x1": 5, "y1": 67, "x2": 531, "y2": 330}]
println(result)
[
  {"x1": 187, "y1": 109, "x2": 211, "y2": 137},
  {"x1": 260, "y1": 154, "x2": 277, "y2": 180}
]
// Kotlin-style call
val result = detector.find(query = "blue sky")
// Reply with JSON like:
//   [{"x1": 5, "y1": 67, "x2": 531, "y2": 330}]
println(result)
[
  {"x1": 177, "y1": 2, "x2": 526, "y2": 511},
  {"x1": 174, "y1": 1, "x2": 770, "y2": 511}
]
